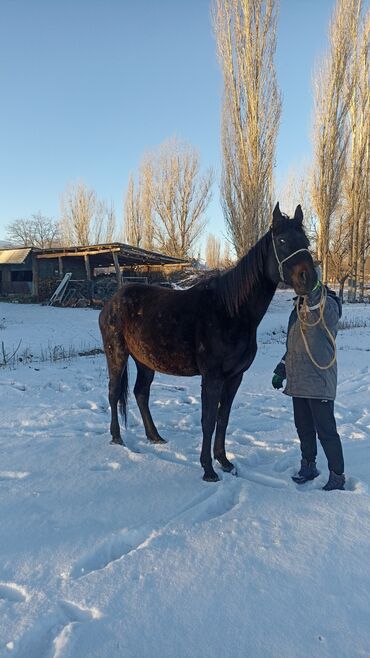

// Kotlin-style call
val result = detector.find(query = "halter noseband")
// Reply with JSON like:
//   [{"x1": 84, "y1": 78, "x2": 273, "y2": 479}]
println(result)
[{"x1": 271, "y1": 231, "x2": 311, "y2": 283}]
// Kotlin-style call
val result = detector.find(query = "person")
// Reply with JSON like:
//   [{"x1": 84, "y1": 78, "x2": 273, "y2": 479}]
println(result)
[{"x1": 272, "y1": 273, "x2": 345, "y2": 491}]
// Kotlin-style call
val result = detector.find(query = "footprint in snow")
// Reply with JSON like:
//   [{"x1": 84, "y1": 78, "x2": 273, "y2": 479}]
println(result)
[
  {"x1": 0, "y1": 471, "x2": 29, "y2": 481},
  {"x1": 89, "y1": 461, "x2": 121, "y2": 472},
  {"x1": 236, "y1": 466, "x2": 289, "y2": 489},
  {"x1": 70, "y1": 526, "x2": 153, "y2": 579},
  {"x1": 273, "y1": 452, "x2": 297, "y2": 473},
  {"x1": 344, "y1": 476, "x2": 367, "y2": 494},
  {"x1": 69, "y1": 485, "x2": 240, "y2": 580},
  {"x1": 11, "y1": 599, "x2": 102, "y2": 658},
  {"x1": 174, "y1": 483, "x2": 241, "y2": 525},
  {"x1": 0, "y1": 380, "x2": 26, "y2": 391},
  {"x1": 297, "y1": 475, "x2": 367, "y2": 494},
  {"x1": 0, "y1": 582, "x2": 30, "y2": 602}
]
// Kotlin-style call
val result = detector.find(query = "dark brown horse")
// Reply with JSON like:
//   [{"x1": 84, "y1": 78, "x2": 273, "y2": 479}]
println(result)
[{"x1": 99, "y1": 203, "x2": 316, "y2": 481}]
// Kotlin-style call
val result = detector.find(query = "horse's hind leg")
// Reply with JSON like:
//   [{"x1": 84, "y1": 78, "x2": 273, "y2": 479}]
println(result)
[
  {"x1": 100, "y1": 316, "x2": 128, "y2": 446},
  {"x1": 134, "y1": 361, "x2": 166, "y2": 444},
  {"x1": 107, "y1": 356, "x2": 128, "y2": 445},
  {"x1": 213, "y1": 373, "x2": 243, "y2": 472}
]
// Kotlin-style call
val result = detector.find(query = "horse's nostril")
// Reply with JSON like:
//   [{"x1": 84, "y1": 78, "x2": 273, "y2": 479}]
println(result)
[{"x1": 300, "y1": 271, "x2": 307, "y2": 284}]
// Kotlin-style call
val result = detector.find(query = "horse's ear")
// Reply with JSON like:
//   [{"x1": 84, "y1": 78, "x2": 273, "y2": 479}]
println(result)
[
  {"x1": 294, "y1": 204, "x2": 303, "y2": 223},
  {"x1": 272, "y1": 202, "x2": 281, "y2": 227},
  {"x1": 273, "y1": 202, "x2": 281, "y2": 218}
]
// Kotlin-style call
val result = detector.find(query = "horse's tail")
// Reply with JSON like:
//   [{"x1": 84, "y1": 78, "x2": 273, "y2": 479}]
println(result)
[{"x1": 118, "y1": 362, "x2": 129, "y2": 427}]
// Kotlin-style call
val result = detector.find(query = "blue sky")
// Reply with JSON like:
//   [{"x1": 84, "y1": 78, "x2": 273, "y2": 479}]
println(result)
[{"x1": 0, "y1": 0, "x2": 335, "y2": 243}]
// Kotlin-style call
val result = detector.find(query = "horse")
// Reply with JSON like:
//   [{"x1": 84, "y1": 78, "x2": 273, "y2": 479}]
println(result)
[{"x1": 99, "y1": 202, "x2": 317, "y2": 481}]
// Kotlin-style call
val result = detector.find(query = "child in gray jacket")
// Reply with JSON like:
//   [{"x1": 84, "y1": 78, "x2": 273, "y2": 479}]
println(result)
[{"x1": 272, "y1": 279, "x2": 345, "y2": 491}]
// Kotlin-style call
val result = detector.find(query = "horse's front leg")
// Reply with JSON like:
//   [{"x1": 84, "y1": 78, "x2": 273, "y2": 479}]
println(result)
[
  {"x1": 200, "y1": 374, "x2": 224, "y2": 482},
  {"x1": 214, "y1": 373, "x2": 243, "y2": 472}
]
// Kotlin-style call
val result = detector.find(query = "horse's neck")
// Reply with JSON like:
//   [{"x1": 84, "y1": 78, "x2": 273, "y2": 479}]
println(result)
[
  {"x1": 239, "y1": 279, "x2": 276, "y2": 325},
  {"x1": 233, "y1": 235, "x2": 276, "y2": 323}
]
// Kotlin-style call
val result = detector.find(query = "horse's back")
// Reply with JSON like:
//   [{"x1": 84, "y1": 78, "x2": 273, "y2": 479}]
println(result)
[{"x1": 102, "y1": 283, "x2": 203, "y2": 376}]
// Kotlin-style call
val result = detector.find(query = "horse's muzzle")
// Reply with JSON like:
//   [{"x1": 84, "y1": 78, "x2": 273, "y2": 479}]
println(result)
[{"x1": 291, "y1": 261, "x2": 316, "y2": 296}]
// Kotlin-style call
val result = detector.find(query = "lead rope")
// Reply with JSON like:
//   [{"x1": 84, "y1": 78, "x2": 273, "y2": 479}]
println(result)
[{"x1": 296, "y1": 285, "x2": 337, "y2": 370}]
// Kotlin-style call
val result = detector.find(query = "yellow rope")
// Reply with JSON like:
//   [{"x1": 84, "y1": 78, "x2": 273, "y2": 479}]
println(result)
[{"x1": 296, "y1": 286, "x2": 337, "y2": 370}]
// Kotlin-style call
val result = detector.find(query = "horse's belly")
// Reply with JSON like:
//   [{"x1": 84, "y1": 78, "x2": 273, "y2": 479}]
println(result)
[{"x1": 126, "y1": 333, "x2": 199, "y2": 376}]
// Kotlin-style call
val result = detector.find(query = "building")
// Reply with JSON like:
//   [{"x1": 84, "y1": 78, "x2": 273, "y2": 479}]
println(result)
[
  {"x1": 0, "y1": 247, "x2": 38, "y2": 296},
  {"x1": 0, "y1": 243, "x2": 190, "y2": 301}
]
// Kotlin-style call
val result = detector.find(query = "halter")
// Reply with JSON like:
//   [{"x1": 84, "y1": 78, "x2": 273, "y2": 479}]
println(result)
[{"x1": 271, "y1": 231, "x2": 311, "y2": 283}]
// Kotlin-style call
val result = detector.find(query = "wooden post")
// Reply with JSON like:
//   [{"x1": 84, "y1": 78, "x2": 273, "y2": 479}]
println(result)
[
  {"x1": 84, "y1": 254, "x2": 91, "y2": 281},
  {"x1": 58, "y1": 257, "x2": 63, "y2": 278},
  {"x1": 32, "y1": 257, "x2": 39, "y2": 299},
  {"x1": 112, "y1": 252, "x2": 122, "y2": 288}
]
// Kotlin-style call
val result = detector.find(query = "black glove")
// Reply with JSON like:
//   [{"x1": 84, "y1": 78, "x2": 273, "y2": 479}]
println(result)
[
  {"x1": 272, "y1": 359, "x2": 286, "y2": 386},
  {"x1": 272, "y1": 374, "x2": 284, "y2": 389}
]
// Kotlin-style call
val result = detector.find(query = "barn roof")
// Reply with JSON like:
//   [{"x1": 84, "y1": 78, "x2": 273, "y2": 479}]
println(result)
[
  {"x1": 35, "y1": 243, "x2": 190, "y2": 267},
  {"x1": 0, "y1": 248, "x2": 32, "y2": 264}
]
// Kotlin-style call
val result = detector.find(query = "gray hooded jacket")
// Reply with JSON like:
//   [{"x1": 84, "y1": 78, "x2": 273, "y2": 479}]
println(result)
[{"x1": 274, "y1": 285, "x2": 342, "y2": 400}]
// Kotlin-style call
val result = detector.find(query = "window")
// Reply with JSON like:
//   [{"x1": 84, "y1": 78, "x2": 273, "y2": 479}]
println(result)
[{"x1": 10, "y1": 270, "x2": 33, "y2": 282}]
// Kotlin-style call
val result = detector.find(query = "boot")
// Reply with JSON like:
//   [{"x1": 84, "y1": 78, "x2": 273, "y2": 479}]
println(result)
[
  {"x1": 292, "y1": 458, "x2": 320, "y2": 484},
  {"x1": 322, "y1": 471, "x2": 345, "y2": 491}
]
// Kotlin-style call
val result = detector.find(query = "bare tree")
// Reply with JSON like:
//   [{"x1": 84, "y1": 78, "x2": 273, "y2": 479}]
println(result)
[
  {"x1": 60, "y1": 182, "x2": 117, "y2": 245},
  {"x1": 205, "y1": 233, "x2": 221, "y2": 269},
  {"x1": 123, "y1": 175, "x2": 142, "y2": 247},
  {"x1": 345, "y1": 8, "x2": 370, "y2": 301},
  {"x1": 139, "y1": 158, "x2": 155, "y2": 250},
  {"x1": 213, "y1": 0, "x2": 282, "y2": 257},
  {"x1": 279, "y1": 166, "x2": 317, "y2": 251},
  {"x1": 220, "y1": 241, "x2": 234, "y2": 268},
  {"x1": 93, "y1": 200, "x2": 117, "y2": 244},
  {"x1": 311, "y1": 0, "x2": 361, "y2": 282},
  {"x1": 150, "y1": 138, "x2": 213, "y2": 258},
  {"x1": 123, "y1": 161, "x2": 155, "y2": 249},
  {"x1": 60, "y1": 182, "x2": 96, "y2": 245},
  {"x1": 328, "y1": 213, "x2": 353, "y2": 301},
  {"x1": 6, "y1": 213, "x2": 60, "y2": 248},
  {"x1": 104, "y1": 201, "x2": 118, "y2": 243},
  {"x1": 124, "y1": 139, "x2": 212, "y2": 258}
]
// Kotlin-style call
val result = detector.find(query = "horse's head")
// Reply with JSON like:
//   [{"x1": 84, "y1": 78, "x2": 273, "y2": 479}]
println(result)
[{"x1": 267, "y1": 202, "x2": 317, "y2": 296}]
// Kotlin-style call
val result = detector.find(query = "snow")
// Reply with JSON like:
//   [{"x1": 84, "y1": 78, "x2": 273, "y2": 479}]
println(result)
[{"x1": 0, "y1": 292, "x2": 369, "y2": 658}]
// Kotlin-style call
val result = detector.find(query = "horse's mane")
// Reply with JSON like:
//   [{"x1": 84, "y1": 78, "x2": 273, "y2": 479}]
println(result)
[
  {"x1": 215, "y1": 231, "x2": 271, "y2": 317},
  {"x1": 194, "y1": 216, "x2": 309, "y2": 317}
]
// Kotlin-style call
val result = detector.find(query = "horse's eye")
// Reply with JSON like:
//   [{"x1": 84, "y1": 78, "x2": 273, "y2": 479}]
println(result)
[{"x1": 279, "y1": 238, "x2": 285, "y2": 244}]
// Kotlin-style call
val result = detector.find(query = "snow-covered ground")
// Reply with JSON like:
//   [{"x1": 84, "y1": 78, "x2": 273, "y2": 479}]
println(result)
[{"x1": 0, "y1": 291, "x2": 369, "y2": 658}]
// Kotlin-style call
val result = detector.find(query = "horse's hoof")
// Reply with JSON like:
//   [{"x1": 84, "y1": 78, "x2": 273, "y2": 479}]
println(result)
[
  {"x1": 203, "y1": 471, "x2": 220, "y2": 482},
  {"x1": 110, "y1": 438, "x2": 125, "y2": 446},
  {"x1": 217, "y1": 458, "x2": 235, "y2": 473},
  {"x1": 149, "y1": 436, "x2": 167, "y2": 444}
]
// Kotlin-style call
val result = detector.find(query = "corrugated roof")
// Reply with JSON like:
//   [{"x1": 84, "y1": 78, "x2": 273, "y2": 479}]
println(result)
[{"x1": 0, "y1": 248, "x2": 32, "y2": 264}]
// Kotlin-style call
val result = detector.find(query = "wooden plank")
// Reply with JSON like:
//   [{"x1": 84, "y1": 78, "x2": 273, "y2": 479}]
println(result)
[
  {"x1": 36, "y1": 247, "x2": 121, "y2": 259},
  {"x1": 48, "y1": 273, "x2": 72, "y2": 305}
]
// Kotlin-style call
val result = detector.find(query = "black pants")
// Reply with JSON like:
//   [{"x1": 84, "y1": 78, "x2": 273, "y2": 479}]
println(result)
[{"x1": 292, "y1": 397, "x2": 344, "y2": 475}]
